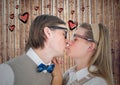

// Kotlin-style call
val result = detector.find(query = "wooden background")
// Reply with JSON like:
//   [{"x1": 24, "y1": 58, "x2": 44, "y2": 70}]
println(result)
[{"x1": 0, "y1": 0, "x2": 120, "y2": 85}]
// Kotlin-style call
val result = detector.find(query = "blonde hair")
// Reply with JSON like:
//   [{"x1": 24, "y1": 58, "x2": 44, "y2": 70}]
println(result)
[{"x1": 80, "y1": 23, "x2": 114, "y2": 85}]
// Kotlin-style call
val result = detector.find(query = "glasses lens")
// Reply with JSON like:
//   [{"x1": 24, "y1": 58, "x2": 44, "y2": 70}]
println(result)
[
  {"x1": 73, "y1": 34, "x2": 94, "y2": 42},
  {"x1": 48, "y1": 26, "x2": 68, "y2": 39},
  {"x1": 65, "y1": 31, "x2": 67, "y2": 39}
]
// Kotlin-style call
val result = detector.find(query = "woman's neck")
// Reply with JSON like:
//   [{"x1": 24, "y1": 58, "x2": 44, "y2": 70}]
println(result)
[{"x1": 74, "y1": 58, "x2": 89, "y2": 71}]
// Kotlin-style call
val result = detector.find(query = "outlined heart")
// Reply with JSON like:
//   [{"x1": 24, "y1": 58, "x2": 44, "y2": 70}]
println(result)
[
  {"x1": 58, "y1": 8, "x2": 63, "y2": 13},
  {"x1": 71, "y1": 10, "x2": 75, "y2": 15},
  {"x1": 68, "y1": 20, "x2": 78, "y2": 31},
  {"x1": 10, "y1": 14, "x2": 14, "y2": 19},
  {"x1": 47, "y1": 4, "x2": 51, "y2": 8},
  {"x1": 16, "y1": 5, "x2": 19, "y2": 9},
  {"x1": 9, "y1": 25, "x2": 15, "y2": 32},
  {"x1": 18, "y1": 12, "x2": 29, "y2": 23},
  {"x1": 34, "y1": 6, "x2": 39, "y2": 11}
]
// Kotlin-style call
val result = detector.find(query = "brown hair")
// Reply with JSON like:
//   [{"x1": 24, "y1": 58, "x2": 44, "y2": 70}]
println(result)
[
  {"x1": 25, "y1": 14, "x2": 66, "y2": 51},
  {"x1": 79, "y1": 23, "x2": 114, "y2": 85}
]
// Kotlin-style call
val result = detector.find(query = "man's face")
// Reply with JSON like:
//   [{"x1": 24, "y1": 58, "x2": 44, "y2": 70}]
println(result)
[{"x1": 49, "y1": 24, "x2": 68, "y2": 57}]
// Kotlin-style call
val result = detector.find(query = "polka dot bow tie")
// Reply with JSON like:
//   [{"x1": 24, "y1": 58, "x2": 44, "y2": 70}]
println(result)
[{"x1": 37, "y1": 63, "x2": 55, "y2": 73}]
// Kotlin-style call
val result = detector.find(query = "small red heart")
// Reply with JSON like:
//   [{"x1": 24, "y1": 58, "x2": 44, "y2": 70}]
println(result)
[
  {"x1": 47, "y1": 4, "x2": 51, "y2": 8},
  {"x1": 81, "y1": 7, "x2": 85, "y2": 12},
  {"x1": 34, "y1": 6, "x2": 39, "y2": 11},
  {"x1": 71, "y1": 10, "x2": 75, "y2": 15},
  {"x1": 9, "y1": 25, "x2": 15, "y2": 32},
  {"x1": 18, "y1": 12, "x2": 29, "y2": 23},
  {"x1": 16, "y1": 5, "x2": 19, "y2": 9},
  {"x1": 58, "y1": 8, "x2": 63, "y2": 13},
  {"x1": 68, "y1": 20, "x2": 78, "y2": 31},
  {"x1": 10, "y1": 14, "x2": 14, "y2": 19}
]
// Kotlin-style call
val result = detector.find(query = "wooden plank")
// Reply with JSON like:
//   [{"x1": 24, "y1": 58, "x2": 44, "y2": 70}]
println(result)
[
  {"x1": 30, "y1": 0, "x2": 36, "y2": 21},
  {"x1": 2, "y1": 0, "x2": 7, "y2": 62},
  {"x1": 84, "y1": 0, "x2": 90, "y2": 23},
  {"x1": 108, "y1": 0, "x2": 115, "y2": 79},
  {"x1": 79, "y1": 0, "x2": 84, "y2": 22},
  {"x1": 9, "y1": 0, "x2": 15, "y2": 59},
  {"x1": 103, "y1": 0, "x2": 109, "y2": 26},
  {"x1": 114, "y1": 0, "x2": 120, "y2": 84},
  {"x1": 88, "y1": 0, "x2": 91, "y2": 23},
  {"x1": 5, "y1": 0, "x2": 9, "y2": 60},
  {"x1": 14, "y1": 0, "x2": 20, "y2": 57},
  {"x1": 45, "y1": 0, "x2": 51, "y2": 14},
  {"x1": 91, "y1": 0, "x2": 96, "y2": 23},
  {"x1": 19, "y1": 0, "x2": 25, "y2": 54},
  {"x1": 52, "y1": 0, "x2": 57, "y2": 16},
  {"x1": 77, "y1": 0, "x2": 80, "y2": 24},
  {"x1": 97, "y1": 0, "x2": 103, "y2": 23},
  {"x1": 0, "y1": 0, "x2": 3, "y2": 63},
  {"x1": 24, "y1": 0, "x2": 30, "y2": 53},
  {"x1": 37, "y1": 0, "x2": 42, "y2": 15},
  {"x1": 58, "y1": 0, "x2": 64, "y2": 19}
]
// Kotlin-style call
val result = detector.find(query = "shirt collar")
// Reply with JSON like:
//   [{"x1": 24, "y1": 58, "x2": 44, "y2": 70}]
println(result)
[
  {"x1": 76, "y1": 67, "x2": 89, "y2": 81},
  {"x1": 68, "y1": 66, "x2": 90, "y2": 82},
  {"x1": 26, "y1": 48, "x2": 51, "y2": 66}
]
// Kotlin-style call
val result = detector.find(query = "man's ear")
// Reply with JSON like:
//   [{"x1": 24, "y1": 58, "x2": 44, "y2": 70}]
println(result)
[
  {"x1": 88, "y1": 42, "x2": 96, "y2": 51},
  {"x1": 44, "y1": 27, "x2": 52, "y2": 38}
]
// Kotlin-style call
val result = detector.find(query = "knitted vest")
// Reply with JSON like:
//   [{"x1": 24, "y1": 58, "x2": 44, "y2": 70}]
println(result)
[
  {"x1": 63, "y1": 70, "x2": 94, "y2": 85},
  {"x1": 7, "y1": 55, "x2": 52, "y2": 85}
]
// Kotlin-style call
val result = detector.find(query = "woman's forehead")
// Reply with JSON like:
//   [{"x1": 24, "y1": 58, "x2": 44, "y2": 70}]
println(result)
[{"x1": 75, "y1": 27, "x2": 86, "y2": 35}]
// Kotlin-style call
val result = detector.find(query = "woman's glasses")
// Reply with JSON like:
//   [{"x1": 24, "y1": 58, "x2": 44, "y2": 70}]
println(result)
[{"x1": 73, "y1": 34, "x2": 94, "y2": 42}]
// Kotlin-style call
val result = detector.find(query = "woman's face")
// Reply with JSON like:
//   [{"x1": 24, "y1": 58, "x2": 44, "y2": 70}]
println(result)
[{"x1": 67, "y1": 27, "x2": 90, "y2": 59}]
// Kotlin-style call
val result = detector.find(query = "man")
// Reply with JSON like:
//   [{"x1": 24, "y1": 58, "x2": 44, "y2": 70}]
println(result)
[{"x1": 0, "y1": 14, "x2": 68, "y2": 85}]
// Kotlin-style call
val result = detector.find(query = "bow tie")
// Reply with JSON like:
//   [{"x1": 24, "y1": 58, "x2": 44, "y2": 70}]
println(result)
[{"x1": 37, "y1": 63, "x2": 55, "y2": 73}]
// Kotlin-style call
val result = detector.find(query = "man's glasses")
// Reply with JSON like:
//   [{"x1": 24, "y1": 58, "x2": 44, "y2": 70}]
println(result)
[
  {"x1": 48, "y1": 26, "x2": 68, "y2": 39},
  {"x1": 73, "y1": 34, "x2": 94, "y2": 42}
]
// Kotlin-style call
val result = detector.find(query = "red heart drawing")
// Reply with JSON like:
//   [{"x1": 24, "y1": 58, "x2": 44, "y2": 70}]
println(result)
[
  {"x1": 47, "y1": 4, "x2": 51, "y2": 8},
  {"x1": 71, "y1": 10, "x2": 75, "y2": 15},
  {"x1": 16, "y1": 5, "x2": 19, "y2": 9},
  {"x1": 81, "y1": 7, "x2": 85, "y2": 12},
  {"x1": 68, "y1": 20, "x2": 78, "y2": 31},
  {"x1": 58, "y1": 8, "x2": 63, "y2": 13},
  {"x1": 10, "y1": 14, "x2": 14, "y2": 19},
  {"x1": 34, "y1": 6, "x2": 39, "y2": 11},
  {"x1": 9, "y1": 25, "x2": 15, "y2": 32},
  {"x1": 18, "y1": 12, "x2": 29, "y2": 23}
]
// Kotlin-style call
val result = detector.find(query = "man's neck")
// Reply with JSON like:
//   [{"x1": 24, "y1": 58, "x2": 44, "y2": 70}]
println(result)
[{"x1": 33, "y1": 48, "x2": 53, "y2": 64}]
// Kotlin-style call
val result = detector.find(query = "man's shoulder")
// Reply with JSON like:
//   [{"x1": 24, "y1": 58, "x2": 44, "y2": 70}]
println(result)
[
  {"x1": 0, "y1": 63, "x2": 14, "y2": 85},
  {"x1": 6, "y1": 54, "x2": 28, "y2": 64},
  {"x1": 0, "y1": 63, "x2": 12, "y2": 71}
]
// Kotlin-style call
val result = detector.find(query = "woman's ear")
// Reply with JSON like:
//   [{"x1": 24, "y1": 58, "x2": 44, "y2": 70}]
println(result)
[
  {"x1": 88, "y1": 42, "x2": 96, "y2": 51},
  {"x1": 44, "y1": 27, "x2": 52, "y2": 39}
]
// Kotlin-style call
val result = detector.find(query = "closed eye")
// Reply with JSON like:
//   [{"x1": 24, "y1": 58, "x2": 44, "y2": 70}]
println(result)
[{"x1": 73, "y1": 38, "x2": 78, "y2": 41}]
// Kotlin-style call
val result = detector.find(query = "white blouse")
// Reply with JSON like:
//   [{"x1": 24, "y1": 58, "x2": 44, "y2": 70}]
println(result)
[{"x1": 64, "y1": 66, "x2": 107, "y2": 85}]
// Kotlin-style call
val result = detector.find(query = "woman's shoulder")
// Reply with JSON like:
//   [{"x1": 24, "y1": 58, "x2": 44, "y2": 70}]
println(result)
[{"x1": 84, "y1": 76, "x2": 107, "y2": 85}]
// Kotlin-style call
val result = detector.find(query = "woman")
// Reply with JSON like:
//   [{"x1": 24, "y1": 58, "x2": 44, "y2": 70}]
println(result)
[{"x1": 52, "y1": 23, "x2": 114, "y2": 85}]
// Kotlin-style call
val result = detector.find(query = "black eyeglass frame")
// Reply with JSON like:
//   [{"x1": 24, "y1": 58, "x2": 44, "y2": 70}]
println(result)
[
  {"x1": 73, "y1": 34, "x2": 95, "y2": 42},
  {"x1": 48, "y1": 26, "x2": 68, "y2": 39}
]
